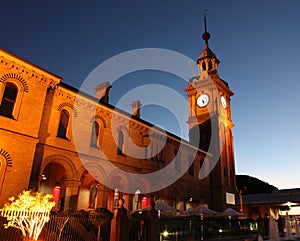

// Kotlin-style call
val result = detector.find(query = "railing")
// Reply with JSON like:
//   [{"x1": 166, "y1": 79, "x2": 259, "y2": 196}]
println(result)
[
  {"x1": 0, "y1": 211, "x2": 256, "y2": 241},
  {"x1": 0, "y1": 211, "x2": 111, "y2": 241}
]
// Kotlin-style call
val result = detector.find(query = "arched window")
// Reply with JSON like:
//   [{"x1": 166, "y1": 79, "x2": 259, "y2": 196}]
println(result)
[
  {"x1": 90, "y1": 121, "x2": 100, "y2": 148},
  {"x1": 202, "y1": 61, "x2": 206, "y2": 71},
  {"x1": 208, "y1": 60, "x2": 213, "y2": 70},
  {"x1": 150, "y1": 143, "x2": 154, "y2": 160},
  {"x1": 0, "y1": 82, "x2": 18, "y2": 118},
  {"x1": 174, "y1": 150, "x2": 180, "y2": 171},
  {"x1": 156, "y1": 145, "x2": 159, "y2": 161},
  {"x1": 188, "y1": 155, "x2": 194, "y2": 176},
  {"x1": 57, "y1": 109, "x2": 70, "y2": 139},
  {"x1": 144, "y1": 146, "x2": 148, "y2": 159},
  {"x1": 89, "y1": 185, "x2": 98, "y2": 209},
  {"x1": 117, "y1": 131, "x2": 124, "y2": 155},
  {"x1": 0, "y1": 157, "x2": 7, "y2": 194}
]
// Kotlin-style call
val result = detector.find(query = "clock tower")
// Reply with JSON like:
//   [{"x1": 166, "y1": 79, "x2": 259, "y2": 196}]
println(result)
[{"x1": 185, "y1": 18, "x2": 237, "y2": 211}]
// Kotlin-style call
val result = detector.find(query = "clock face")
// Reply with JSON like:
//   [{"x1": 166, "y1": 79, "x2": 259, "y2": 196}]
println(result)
[
  {"x1": 197, "y1": 94, "x2": 210, "y2": 107},
  {"x1": 221, "y1": 96, "x2": 227, "y2": 109}
]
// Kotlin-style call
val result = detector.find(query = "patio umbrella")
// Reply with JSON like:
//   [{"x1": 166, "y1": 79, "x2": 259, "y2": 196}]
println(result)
[
  {"x1": 190, "y1": 203, "x2": 219, "y2": 217},
  {"x1": 217, "y1": 208, "x2": 245, "y2": 218},
  {"x1": 154, "y1": 199, "x2": 177, "y2": 212},
  {"x1": 130, "y1": 199, "x2": 177, "y2": 215}
]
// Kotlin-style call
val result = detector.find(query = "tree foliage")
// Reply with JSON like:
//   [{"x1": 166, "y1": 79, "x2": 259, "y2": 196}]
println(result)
[{"x1": 0, "y1": 190, "x2": 55, "y2": 240}]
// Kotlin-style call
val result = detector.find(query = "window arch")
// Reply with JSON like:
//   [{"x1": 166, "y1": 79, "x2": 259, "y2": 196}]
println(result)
[
  {"x1": 57, "y1": 109, "x2": 70, "y2": 139},
  {"x1": 117, "y1": 131, "x2": 124, "y2": 155},
  {"x1": 0, "y1": 151, "x2": 11, "y2": 194},
  {"x1": 0, "y1": 82, "x2": 18, "y2": 118}
]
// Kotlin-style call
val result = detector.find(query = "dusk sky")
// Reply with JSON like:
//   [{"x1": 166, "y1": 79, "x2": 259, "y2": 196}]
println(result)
[{"x1": 1, "y1": 0, "x2": 300, "y2": 189}]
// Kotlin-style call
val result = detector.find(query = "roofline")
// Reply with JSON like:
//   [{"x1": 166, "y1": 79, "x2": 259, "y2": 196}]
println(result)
[
  {"x1": 60, "y1": 81, "x2": 211, "y2": 156},
  {"x1": 0, "y1": 48, "x2": 63, "y2": 80}
]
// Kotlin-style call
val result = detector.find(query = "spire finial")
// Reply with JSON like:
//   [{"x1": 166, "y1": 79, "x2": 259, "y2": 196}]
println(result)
[{"x1": 202, "y1": 9, "x2": 210, "y2": 46}]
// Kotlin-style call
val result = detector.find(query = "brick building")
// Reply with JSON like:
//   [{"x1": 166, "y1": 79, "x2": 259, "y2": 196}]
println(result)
[{"x1": 0, "y1": 28, "x2": 237, "y2": 212}]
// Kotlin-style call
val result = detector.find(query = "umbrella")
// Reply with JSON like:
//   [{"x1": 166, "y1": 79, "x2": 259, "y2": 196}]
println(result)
[
  {"x1": 130, "y1": 199, "x2": 177, "y2": 215},
  {"x1": 190, "y1": 204, "x2": 219, "y2": 217},
  {"x1": 154, "y1": 199, "x2": 177, "y2": 212},
  {"x1": 217, "y1": 208, "x2": 245, "y2": 218}
]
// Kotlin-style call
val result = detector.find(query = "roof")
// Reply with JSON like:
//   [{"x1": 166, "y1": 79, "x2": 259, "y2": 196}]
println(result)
[
  {"x1": 197, "y1": 45, "x2": 220, "y2": 63},
  {"x1": 242, "y1": 188, "x2": 300, "y2": 205}
]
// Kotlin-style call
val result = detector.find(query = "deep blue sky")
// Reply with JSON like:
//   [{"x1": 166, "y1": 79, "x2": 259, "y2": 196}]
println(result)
[{"x1": 1, "y1": 0, "x2": 300, "y2": 189}]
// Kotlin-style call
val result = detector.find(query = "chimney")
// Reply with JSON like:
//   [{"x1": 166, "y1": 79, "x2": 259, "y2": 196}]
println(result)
[
  {"x1": 94, "y1": 81, "x2": 111, "y2": 103},
  {"x1": 131, "y1": 100, "x2": 142, "y2": 118}
]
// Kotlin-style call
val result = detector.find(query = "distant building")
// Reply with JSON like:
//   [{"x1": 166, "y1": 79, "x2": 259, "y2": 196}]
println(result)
[
  {"x1": 0, "y1": 27, "x2": 237, "y2": 212},
  {"x1": 242, "y1": 188, "x2": 300, "y2": 219}
]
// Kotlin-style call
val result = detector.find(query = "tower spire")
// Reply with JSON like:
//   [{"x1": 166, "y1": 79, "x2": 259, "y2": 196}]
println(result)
[
  {"x1": 197, "y1": 10, "x2": 220, "y2": 77},
  {"x1": 202, "y1": 9, "x2": 210, "y2": 46}
]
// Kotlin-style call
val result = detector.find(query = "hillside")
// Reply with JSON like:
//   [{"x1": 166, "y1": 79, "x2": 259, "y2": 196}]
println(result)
[{"x1": 236, "y1": 175, "x2": 277, "y2": 194}]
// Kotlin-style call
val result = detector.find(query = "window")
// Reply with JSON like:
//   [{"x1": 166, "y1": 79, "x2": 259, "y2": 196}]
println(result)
[
  {"x1": 117, "y1": 131, "x2": 124, "y2": 155},
  {"x1": 156, "y1": 145, "x2": 159, "y2": 161},
  {"x1": 89, "y1": 185, "x2": 98, "y2": 209},
  {"x1": 175, "y1": 151, "x2": 181, "y2": 171},
  {"x1": 90, "y1": 121, "x2": 100, "y2": 148},
  {"x1": 150, "y1": 144, "x2": 154, "y2": 160},
  {"x1": 202, "y1": 61, "x2": 206, "y2": 71},
  {"x1": 144, "y1": 146, "x2": 148, "y2": 159},
  {"x1": 57, "y1": 109, "x2": 70, "y2": 139},
  {"x1": 0, "y1": 157, "x2": 6, "y2": 194},
  {"x1": 188, "y1": 155, "x2": 194, "y2": 176},
  {"x1": 208, "y1": 60, "x2": 213, "y2": 70},
  {"x1": 0, "y1": 159, "x2": 3, "y2": 193},
  {"x1": 0, "y1": 82, "x2": 18, "y2": 118}
]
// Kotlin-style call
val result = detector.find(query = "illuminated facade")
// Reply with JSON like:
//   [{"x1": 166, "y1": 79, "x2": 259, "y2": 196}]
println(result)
[
  {"x1": 0, "y1": 29, "x2": 237, "y2": 212},
  {"x1": 185, "y1": 29, "x2": 236, "y2": 211}
]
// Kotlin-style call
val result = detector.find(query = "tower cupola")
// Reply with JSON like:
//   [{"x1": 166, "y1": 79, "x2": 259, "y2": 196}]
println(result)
[{"x1": 197, "y1": 12, "x2": 219, "y2": 78}]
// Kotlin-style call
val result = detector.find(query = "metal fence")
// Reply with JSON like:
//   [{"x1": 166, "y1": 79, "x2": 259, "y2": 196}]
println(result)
[
  {"x1": 0, "y1": 211, "x2": 111, "y2": 241},
  {"x1": 0, "y1": 211, "x2": 256, "y2": 241}
]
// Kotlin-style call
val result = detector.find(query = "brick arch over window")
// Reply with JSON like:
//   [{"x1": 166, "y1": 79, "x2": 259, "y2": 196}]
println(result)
[
  {"x1": 0, "y1": 75, "x2": 27, "y2": 119},
  {"x1": 0, "y1": 149, "x2": 13, "y2": 167},
  {"x1": 57, "y1": 102, "x2": 78, "y2": 117},
  {"x1": 94, "y1": 115, "x2": 107, "y2": 128},
  {"x1": 0, "y1": 149, "x2": 12, "y2": 194},
  {"x1": 0, "y1": 73, "x2": 28, "y2": 92}
]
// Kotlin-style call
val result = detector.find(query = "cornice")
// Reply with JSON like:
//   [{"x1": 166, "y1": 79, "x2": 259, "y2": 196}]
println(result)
[{"x1": 0, "y1": 53, "x2": 60, "y2": 90}]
